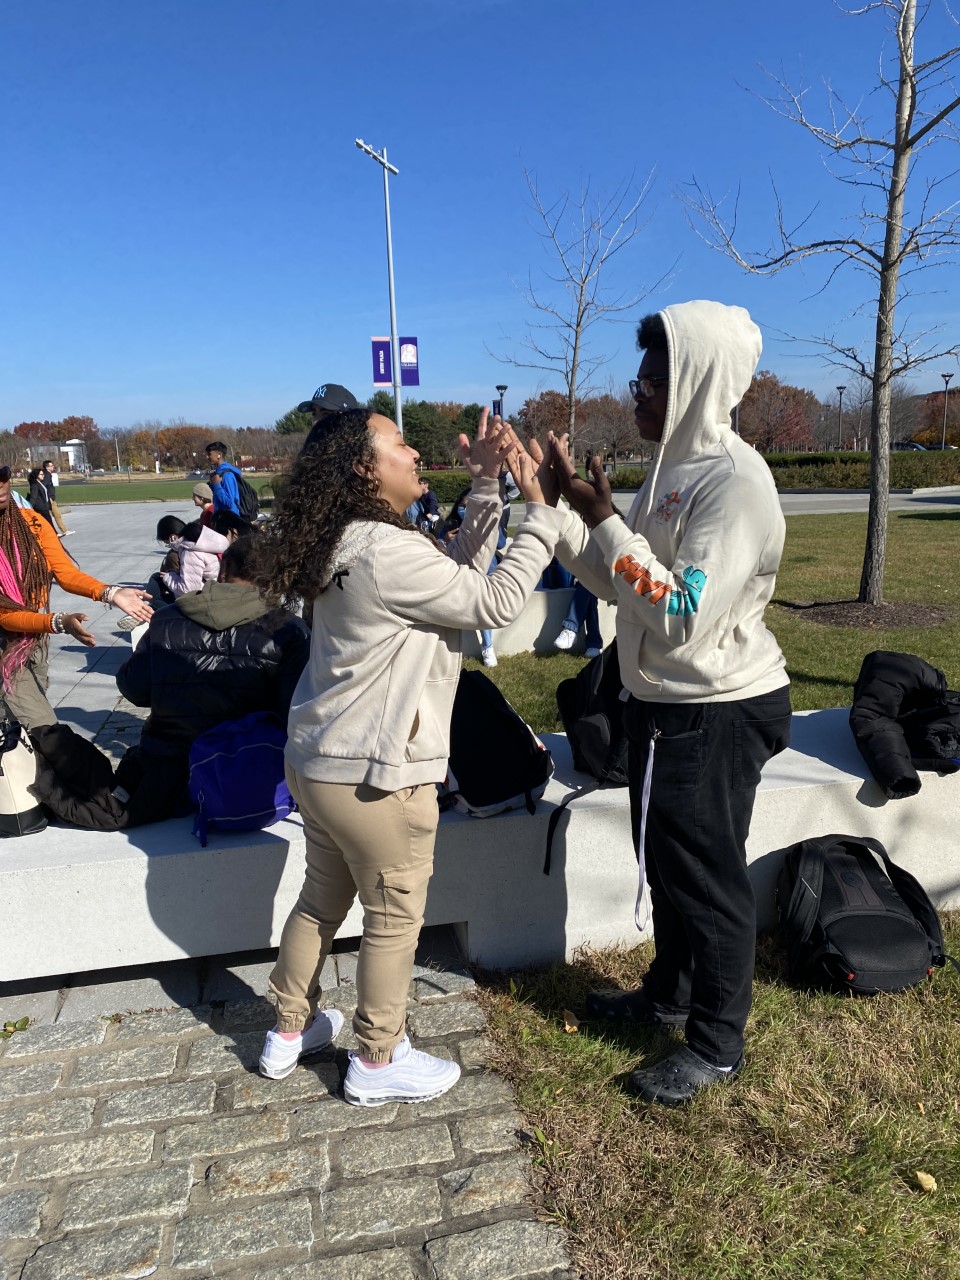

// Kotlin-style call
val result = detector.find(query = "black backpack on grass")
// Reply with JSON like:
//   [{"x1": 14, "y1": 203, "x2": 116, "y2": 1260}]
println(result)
[
  {"x1": 438, "y1": 669, "x2": 554, "y2": 818},
  {"x1": 776, "y1": 834, "x2": 959, "y2": 994},
  {"x1": 545, "y1": 642, "x2": 629, "y2": 874}
]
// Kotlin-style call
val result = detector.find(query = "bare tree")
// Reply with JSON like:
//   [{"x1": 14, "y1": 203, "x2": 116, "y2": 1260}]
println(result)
[
  {"x1": 494, "y1": 171, "x2": 669, "y2": 452},
  {"x1": 685, "y1": 0, "x2": 960, "y2": 602}
]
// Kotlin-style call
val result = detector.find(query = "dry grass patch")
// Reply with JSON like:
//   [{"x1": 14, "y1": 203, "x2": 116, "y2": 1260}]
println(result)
[{"x1": 476, "y1": 921, "x2": 960, "y2": 1280}]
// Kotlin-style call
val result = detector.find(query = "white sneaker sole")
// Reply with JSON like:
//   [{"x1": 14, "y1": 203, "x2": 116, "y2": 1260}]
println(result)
[
  {"x1": 258, "y1": 1056, "x2": 299, "y2": 1081},
  {"x1": 258, "y1": 1010, "x2": 344, "y2": 1081},
  {"x1": 343, "y1": 1083, "x2": 454, "y2": 1108}
]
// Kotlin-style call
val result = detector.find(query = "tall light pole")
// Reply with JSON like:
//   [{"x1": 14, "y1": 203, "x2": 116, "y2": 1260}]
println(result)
[
  {"x1": 495, "y1": 384, "x2": 508, "y2": 418},
  {"x1": 836, "y1": 385, "x2": 846, "y2": 449},
  {"x1": 355, "y1": 138, "x2": 403, "y2": 434},
  {"x1": 941, "y1": 372, "x2": 953, "y2": 449}
]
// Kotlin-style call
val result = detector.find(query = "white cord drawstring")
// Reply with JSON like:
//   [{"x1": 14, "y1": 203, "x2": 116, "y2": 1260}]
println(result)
[{"x1": 635, "y1": 729, "x2": 659, "y2": 931}]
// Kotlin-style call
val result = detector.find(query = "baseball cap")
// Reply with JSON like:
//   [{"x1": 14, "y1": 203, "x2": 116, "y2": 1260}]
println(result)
[{"x1": 296, "y1": 383, "x2": 360, "y2": 415}]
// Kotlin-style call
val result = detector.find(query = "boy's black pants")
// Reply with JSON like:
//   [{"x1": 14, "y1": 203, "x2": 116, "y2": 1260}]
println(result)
[{"x1": 625, "y1": 687, "x2": 792, "y2": 1066}]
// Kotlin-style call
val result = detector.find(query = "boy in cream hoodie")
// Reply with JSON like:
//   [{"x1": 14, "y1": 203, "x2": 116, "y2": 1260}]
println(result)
[{"x1": 549, "y1": 300, "x2": 791, "y2": 1105}]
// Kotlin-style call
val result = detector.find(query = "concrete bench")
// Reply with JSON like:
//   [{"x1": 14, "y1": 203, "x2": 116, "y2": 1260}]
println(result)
[{"x1": 5, "y1": 708, "x2": 959, "y2": 982}]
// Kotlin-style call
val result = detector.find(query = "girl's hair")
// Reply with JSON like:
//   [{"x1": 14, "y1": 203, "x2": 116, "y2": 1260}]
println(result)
[
  {"x1": 440, "y1": 488, "x2": 471, "y2": 539},
  {"x1": 0, "y1": 504, "x2": 56, "y2": 689},
  {"x1": 156, "y1": 515, "x2": 186, "y2": 541},
  {"x1": 221, "y1": 536, "x2": 259, "y2": 583},
  {"x1": 448, "y1": 488, "x2": 471, "y2": 520},
  {"x1": 252, "y1": 407, "x2": 412, "y2": 604},
  {"x1": 27, "y1": 468, "x2": 42, "y2": 486},
  {"x1": 210, "y1": 509, "x2": 255, "y2": 539}
]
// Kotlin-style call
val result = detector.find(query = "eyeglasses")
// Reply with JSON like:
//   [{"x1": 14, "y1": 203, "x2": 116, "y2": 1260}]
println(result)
[
  {"x1": 630, "y1": 376, "x2": 668, "y2": 401},
  {"x1": 0, "y1": 467, "x2": 11, "y2": 482}
]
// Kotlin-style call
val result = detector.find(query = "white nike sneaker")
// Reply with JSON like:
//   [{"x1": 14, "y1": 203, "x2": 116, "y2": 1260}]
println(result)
[
  {"x1": 554, "y1": 628, "x2": 577, "y2": 651},
  {"x1": 343, "y1": 1035, "x2": 461, "y2": 1107},
  {"x1": 258, "y1": 1008, "x2": 345, "y2": 1080},
  {"x1": 480, "y1": 647, "x2": 497, "y2": 668}
]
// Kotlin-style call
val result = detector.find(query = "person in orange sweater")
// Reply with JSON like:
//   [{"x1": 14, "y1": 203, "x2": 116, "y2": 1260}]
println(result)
[{"x1": 0, "y1": 467, "x2": 153, "y2": 730}]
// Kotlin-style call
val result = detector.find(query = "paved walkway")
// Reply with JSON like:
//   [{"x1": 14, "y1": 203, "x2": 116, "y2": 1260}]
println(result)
[{"x1": 0, "y1": 501, "x2": 574, "y2": 1280}]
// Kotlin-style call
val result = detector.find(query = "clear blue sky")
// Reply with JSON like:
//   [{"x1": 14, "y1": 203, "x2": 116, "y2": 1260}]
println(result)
[{"x1": 3, "y1": 0, "x2": 959, "y2": 430}]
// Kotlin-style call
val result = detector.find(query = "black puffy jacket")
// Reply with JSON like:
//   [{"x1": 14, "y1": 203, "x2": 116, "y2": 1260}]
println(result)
[
  {"x1": 849, "y1": 650, "x2": 960, "y2": 799},
  {"x1": 116, "y1": 581, "x2": 310, "y2": 759}
]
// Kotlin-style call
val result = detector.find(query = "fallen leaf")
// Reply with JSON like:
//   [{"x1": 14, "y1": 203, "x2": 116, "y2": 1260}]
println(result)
[
  {"x1": 915, "y1": 1171, "x2": 937, "y2": 1193},
  {"x1": 562, "y1": 1009, "x2": 580, "y2": 1034},
  {"x1": 853, "y1": 1225, "x2": 867, "y2": 1236},
  {"x1": 917, "y1": 1100, "x2": 926, "y2": 1115}
]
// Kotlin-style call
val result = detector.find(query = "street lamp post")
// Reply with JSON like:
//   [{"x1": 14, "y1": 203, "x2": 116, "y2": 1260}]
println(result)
[
  {"x1": 355, "y1": 138, "x2": 403, "y2": 434},
  {"x1": 941, "y1": 372, "x2": 953, "y2": 449},
  {"x1": 836, "y1": 385, "x2": 846, "y2": 450},
  {"x1": 495, "y1": 384, "x2": 508, "y2": 418}
]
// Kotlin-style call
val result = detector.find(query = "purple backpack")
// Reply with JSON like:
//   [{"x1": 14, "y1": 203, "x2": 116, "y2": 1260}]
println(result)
[{"x1": 188, "y1": 711, "x2": 295, "y2": 846}]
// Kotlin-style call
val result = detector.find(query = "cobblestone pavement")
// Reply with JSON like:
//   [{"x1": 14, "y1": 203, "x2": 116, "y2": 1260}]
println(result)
[
  {"x1": 0, "y1": 952, "x2": 574, "y2": 1280},
  {"x1": 4, "y1": 501, "x2": 575, "y2": 1278}
]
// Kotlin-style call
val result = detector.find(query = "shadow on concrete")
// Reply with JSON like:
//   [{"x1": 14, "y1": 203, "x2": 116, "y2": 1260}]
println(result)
[{"x1": 125, "y1": 819, "x2": 291, "y2": 1012}]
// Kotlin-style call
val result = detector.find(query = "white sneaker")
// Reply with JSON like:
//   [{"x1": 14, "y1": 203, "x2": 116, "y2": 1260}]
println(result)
[
  {"x1": 258, "y1": 1008, "x2": 345, "y2": 1080},
  {"x1": 554, "y1": 628, "x2": 577, "y2": 651},
  {"x1": 117, "y1": 615, "x2": 139, "y2": 631},
  {"x1": 343, "y1": 1034, "x2": 461, "y2": 1107},
  {"x1": 585, "y1": 646, "x2": 602, "y2": 659},
  {"x1": 481, "y1": 647, "x2": 497, "y2": 668}
]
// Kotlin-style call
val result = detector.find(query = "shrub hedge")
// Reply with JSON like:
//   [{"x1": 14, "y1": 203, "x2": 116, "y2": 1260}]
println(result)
[
  {"x1": 419, "y1": 453, "x2": 960, "y2": 501},
  {"x1": 610, "y1": 450, "x2": 960, "y2": 491}
]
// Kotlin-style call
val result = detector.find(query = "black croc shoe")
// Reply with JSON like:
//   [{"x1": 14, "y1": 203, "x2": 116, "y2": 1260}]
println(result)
[
  {"x1": 627, "y1": 1046, "x2": 744, "y2": 1107},
  {"x1": 585, "y1": 988, "x2": 687, "y2": 1029}
]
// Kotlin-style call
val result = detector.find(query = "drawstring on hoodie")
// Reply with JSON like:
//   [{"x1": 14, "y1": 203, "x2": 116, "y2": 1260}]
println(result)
[{"x1": 634, "y1": 728, "x2": 659, "y2": 931}]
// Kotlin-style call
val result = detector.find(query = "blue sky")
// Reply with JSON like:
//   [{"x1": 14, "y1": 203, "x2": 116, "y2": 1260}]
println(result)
[{"x1": 3, "y1": 0, "x2": 960, "y2": 430}]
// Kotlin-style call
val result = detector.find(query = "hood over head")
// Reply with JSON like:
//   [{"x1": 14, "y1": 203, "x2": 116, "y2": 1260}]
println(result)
[
  {"x1": 659, "y1": 300, "x2": 761, "y2": 458},
  {"x1": 176, "y1": 580, "x2": 270, "y2": 631},
  {"x1": 640, "y1": 300, "x2": 761, "y2": 512}
]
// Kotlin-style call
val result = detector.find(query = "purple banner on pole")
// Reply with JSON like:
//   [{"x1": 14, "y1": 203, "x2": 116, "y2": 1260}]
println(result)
[
  {"x1": 371, "y1": 338, "x2": 392, "y2": 387},
  {"x1": 399, "y1": 336, "x2": 420, "y2": 387},
  {"x1": 491, "y1": 399, "x2": 503, "y2": 417}
]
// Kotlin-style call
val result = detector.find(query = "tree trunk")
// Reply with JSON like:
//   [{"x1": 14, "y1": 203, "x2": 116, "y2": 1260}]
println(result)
[{"x1": 859, "y1": 0, "x2": 915, "y2": 605}]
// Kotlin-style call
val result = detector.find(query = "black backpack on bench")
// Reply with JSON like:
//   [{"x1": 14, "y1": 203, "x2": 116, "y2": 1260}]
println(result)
[
  {"x1": 776, "y1": 834, "x2": 959, "y2": 994},
  {"x1": 545, "y1": 642, "x2": 629, "y2": 874}
]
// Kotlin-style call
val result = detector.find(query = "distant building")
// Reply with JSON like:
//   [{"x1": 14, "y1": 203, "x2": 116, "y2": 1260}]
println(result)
[{"x1": 26, "y1": 439, "x2": 89, "y2": 473}]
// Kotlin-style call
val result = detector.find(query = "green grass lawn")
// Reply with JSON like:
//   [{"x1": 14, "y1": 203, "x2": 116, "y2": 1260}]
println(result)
[
  {"x1": 470, "y1": 508, "x2": 960, "y2": 1279},
  {"x1": 477, "y1": 924, "x2": 960, "y2": 1280}
]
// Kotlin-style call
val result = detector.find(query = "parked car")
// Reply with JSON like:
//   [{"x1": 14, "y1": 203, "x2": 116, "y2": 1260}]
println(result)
[{"x1": 891, "y1": 441, "x2": 927, "y2": 451}]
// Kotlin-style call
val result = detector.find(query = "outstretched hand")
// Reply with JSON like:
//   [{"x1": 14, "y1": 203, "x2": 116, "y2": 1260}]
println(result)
[
  {"x1": 112, "y1": 587, "x2": 154, "y2": 624},
  {"x1": 547, "y1": 433, "x2": 616, "y2": 529},
  {"x1": 458, "y1": 407, "x2": 519, "y2": 480}
]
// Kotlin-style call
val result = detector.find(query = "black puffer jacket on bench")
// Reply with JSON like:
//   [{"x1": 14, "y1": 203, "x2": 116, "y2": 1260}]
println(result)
[{"x1": 850, "y1": 650, "x2": 960, "y2": 799}]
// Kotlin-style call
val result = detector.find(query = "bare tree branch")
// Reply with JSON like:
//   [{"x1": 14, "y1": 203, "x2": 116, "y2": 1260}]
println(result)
[
  {"x1": 686, "y1": 0, "x2": 960, "y2": 602},
  {"x1": 492, "y1": 171, "x2": 669, "y2": 443}
]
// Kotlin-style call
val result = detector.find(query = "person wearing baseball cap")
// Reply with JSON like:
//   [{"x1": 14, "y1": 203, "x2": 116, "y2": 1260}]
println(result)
[{"x1": 296, "y1": 383, "x2": 360, "y2": 424}]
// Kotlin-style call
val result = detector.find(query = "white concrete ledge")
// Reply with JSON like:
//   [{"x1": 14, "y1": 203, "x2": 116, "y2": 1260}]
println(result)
[
  {"x1": 5, "y1": 707, "x2": 959, "y2": 981},
  {"x1": 461, "y1": 587, "x2": 618, "y2": 658}
]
